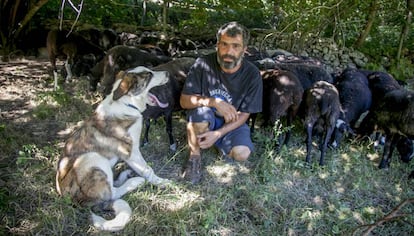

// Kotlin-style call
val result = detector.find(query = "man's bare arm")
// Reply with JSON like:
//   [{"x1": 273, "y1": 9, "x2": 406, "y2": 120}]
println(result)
[{"x1": 180, "y1": 93, "x2": 238, "y2": 123}]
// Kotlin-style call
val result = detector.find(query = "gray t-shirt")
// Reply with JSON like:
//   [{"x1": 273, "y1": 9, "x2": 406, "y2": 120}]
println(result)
[{"x1": 182, "y1": 52, "x2": 263, "y2": 114}]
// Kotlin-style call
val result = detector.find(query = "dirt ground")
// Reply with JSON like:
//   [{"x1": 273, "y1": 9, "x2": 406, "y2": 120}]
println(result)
[
  {"x1": 0, "y1": 58, "x2": 80, "y2": 159},
  {"x1": 0, "y1": 58, "x2": 59, "y2": 165}
]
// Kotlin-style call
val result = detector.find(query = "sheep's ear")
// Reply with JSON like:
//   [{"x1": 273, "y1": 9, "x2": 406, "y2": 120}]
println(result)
[{"x1": 113, "y1": 71, "x2": 132, "y2": 100}]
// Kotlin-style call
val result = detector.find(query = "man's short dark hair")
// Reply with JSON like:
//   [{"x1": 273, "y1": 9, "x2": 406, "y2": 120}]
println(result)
[{"x1": 216, "y1": 22, "x2": 250, "y2": 46}]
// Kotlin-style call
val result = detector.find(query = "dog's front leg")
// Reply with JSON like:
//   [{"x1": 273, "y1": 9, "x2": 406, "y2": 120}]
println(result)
[
  {"x1": 127, "y1": 120, "x2": 170, "y2": 186},
  {"x1": 127, "y1": 150, "x2": 170, "y2": 186},
  {"x1": 112, "y1": 176, "x2": 146, "y2": 199}
]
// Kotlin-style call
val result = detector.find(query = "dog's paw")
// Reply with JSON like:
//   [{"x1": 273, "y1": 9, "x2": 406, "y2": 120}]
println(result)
[
  {"x1": 147, "y1": 175, "x2": 171, "y2": 187},
  {"x1": 128, "y1": 176, "x2": 146, "y2": 189},
  {"x1": 113, "y1": 177, "x2": 145, "y2": 199}
]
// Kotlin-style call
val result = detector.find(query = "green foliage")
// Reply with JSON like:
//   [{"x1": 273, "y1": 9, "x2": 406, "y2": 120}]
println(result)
[
  {"x1": 29, "y1": 0, "x2": 413, "y2": 73},
  {"x1": 32, "y1": 89, "x2": 71, "y2": 120},
  {"x1": 178, "y1": 5, "x2": 210, "y2": 31},
  {"x1": 253, "y1": 120, "x2": 293, "y2": 184},
  {"x1": 388, "y1": 56, "x2": 414, "y2": 81},
  {"x1": 17, "y1": 144, "x2": 38, "y2": 166}
]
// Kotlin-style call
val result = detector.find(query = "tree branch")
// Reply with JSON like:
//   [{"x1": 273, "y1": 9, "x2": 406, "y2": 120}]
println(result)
[
  {"x1": 14, "y1": 0, "x2": 49, "y2": 39},
  {"x1": 352, "y1": 198, "x2": 414, "y2": 236},
  {"x1": 59, "y1": 0, "x2": 84, "y2": 35}
]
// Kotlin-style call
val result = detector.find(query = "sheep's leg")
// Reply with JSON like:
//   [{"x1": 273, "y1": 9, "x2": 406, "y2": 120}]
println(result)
[
  {"x1": 284, "y1": 113, "x2": 293, "y2": 146},
  {"x1": 373, "y1": 131, "x2": 383, "y2": 151},
  {"x1": 320, "y1": 126, "x2": 334, "y2": 166},
  {"x1": 277, "y1": 134, "x2": 285, "y2": 149},
  {"x1": 53, "y1": 70, "x2": 59, "y2": 90},
  {"x1": 50, "y1": 56, "x2": 59, "y2": 90},
  {"x1": 249, "y1": 113, "x2": 257, "y2": 134},
  {"x1": 164, "y1": 112, "x2": 176, "y2": 152},
  {"x1": 64, "y1": 58, "x2": 73, "y2": 83},
  {"x1": 141, "y1": 118, "x2": 151, "y2": 147},
  {"x1": 305, "y1": 123, "x2": 313, "y2": 164},
  {"x1": 379, "y1": 133, "x2": 398, "y2": 168}
]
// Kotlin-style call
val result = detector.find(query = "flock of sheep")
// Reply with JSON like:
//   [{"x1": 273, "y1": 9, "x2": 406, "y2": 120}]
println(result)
[{"x1": 248, "y1": 51, "x2": 413, "y2": 178}]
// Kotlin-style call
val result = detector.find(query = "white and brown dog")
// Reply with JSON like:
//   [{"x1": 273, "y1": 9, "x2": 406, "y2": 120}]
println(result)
[{"x1": 56, "y1": 66, "x2": 170, "y2": 231}]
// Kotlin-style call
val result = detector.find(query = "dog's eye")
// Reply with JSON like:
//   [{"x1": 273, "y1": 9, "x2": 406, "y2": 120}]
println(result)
[{"x1": 141, "y1": 71, "x2": 152, "y2": 78}]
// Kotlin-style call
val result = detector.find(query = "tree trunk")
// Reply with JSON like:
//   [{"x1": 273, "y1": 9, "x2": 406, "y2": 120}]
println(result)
[
  {"x1": 141, "y1": 0, "x2": 147, "y2": 26},
  {"x1": 0, "y1": 0, "x2": 49, "y2": 61},
  {"x1": 353, "y1": 0, "x2": 378, "y2": 48},
  {"x1": 396, "y1": 5, "x2": 412, "y2": 63},
  {"x1": 14, "y1": 0, "x2": 49, "y2": 39},
  {"x1": 162, "y1": 0, "x2": 169, "y2": 33}
]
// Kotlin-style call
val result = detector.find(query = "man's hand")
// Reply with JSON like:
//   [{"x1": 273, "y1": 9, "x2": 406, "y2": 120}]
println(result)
[
  {"x1": 197, "y1": 130, "x2": 221, "y2": 149},
  {"x1": 214, "y1": 99, "x2": 238, "y2": 123}
]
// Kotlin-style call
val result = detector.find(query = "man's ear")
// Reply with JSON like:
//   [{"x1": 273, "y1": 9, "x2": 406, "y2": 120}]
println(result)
[{"x1": 243, "y1": 45, "x2": 248, "y2": 51}]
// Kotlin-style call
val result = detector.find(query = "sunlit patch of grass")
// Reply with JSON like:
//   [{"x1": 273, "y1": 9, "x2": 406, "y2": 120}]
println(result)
[{"x1": 207, "y1": 164, "x2": 239, "y2": 184}]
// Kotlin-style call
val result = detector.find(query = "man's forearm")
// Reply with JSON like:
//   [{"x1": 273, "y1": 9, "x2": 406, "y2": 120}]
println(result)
[
  {"x1": 215, "y1": 112, "x2": 250, "y2": 138},
  {"x1": 180, "y1": 94, "x2": 218, "y2": 109}
]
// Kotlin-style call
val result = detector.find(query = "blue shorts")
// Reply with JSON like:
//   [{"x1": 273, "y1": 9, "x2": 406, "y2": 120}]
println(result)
[{"x1": 186, "y1": 107, "x2": 254, "y2": 155}]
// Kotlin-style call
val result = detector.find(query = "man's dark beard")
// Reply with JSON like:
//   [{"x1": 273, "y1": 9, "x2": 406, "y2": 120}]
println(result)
[{"x1": 217, "y1": 54, "x2": 243, "y2": 70}]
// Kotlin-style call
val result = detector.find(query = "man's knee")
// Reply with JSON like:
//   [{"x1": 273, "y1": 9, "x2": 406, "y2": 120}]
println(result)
[{"x1": 230, "y1": 145, "x2": 251, "y2": 161}]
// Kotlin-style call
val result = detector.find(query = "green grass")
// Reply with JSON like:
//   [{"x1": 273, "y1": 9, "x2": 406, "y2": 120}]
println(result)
[{"x1": 1, "y1": 77, "x2": 413, "y2": 236}]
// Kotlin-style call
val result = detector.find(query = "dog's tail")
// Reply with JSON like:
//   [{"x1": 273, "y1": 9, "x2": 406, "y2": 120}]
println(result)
[{"x1": 91, "y1": 199, "x2": 132, "y2": 231}]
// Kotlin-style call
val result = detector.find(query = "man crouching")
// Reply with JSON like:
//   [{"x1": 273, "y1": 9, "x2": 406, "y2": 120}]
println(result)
[{"x1": 179, "y1": 22, "x2": 263, "y2": 184}]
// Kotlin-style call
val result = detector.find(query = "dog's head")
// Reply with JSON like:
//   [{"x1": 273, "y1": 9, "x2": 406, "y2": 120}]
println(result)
[{"x1": 111, "y1": 66, "x2": 169, "y2": 113}]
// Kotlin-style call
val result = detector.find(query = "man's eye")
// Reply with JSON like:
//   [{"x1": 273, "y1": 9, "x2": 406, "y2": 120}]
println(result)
[{"x1": 233, "y1": 44, "x2": 242, "y2": 49}]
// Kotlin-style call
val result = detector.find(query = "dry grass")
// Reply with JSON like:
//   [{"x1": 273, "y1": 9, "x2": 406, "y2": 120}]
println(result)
[{"x1": 0, "y1": 58, "x2": 413, "y2": 235}]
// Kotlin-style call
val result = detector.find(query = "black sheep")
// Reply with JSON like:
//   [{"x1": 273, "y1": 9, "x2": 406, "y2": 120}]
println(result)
[
  {"x1": 357, "y1": 71, "x2": 401, "y2": 141},
  {"x1": 356, "y1": 71, "x2": 413, "y2": 162},
  {"x1": 396, "y1": 136, "x2": 414, "y2": 163},
  {"x1": 141, "y1": 57, "x2": 196, "y2": 152},
  {"x1": 372, "y1": 89, "x2": 414, "y2": 169},
  {"x1": 367, "y1": 71, "x2": 402, "y2": 108},
  {"x1": 252, "y1": 69, "x2": 303, "y2": 146},
  {"x1": 304, "y1": 81, "x2": 341, "y2": 166},
  {"x1": 89, "y1": 45, "x2": 171, "y2": 93},
  {"x1": 331, "y1": 68, "x2": 372, "y2": 148},
  {"x1": 274, "y1": 62, "x2": 333, "y2": 90},
  {"x1": 251, "y1": 54, "x2": 333, "y2": 90}
]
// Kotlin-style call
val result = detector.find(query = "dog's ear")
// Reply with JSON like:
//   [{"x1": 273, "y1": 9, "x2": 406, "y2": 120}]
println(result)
[
  {"x1": 115, "y1": 70, "x2": 126, "y2": 80},
  {"x1": 113, "y1": 71, "x2": 151, "y2": 100},
  {"x1": 113, "y1": 71, "x2": 130, "y2": 100}
]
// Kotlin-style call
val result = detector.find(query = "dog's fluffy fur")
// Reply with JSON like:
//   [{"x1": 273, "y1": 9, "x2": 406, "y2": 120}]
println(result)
[{"x1": 56, "y1": 66, "x2": 170, "y2": 231}]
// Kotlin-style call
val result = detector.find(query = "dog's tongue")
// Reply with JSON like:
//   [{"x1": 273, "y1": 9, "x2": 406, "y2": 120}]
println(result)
[{"x1": 148, "y1": 92, "x2": 169, "y2": 108}]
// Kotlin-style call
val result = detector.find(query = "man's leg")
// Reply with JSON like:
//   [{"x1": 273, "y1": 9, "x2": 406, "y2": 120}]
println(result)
[
  {"x1": 229, "y1": 145, "x2": 251, "y2": 161},
  {"x1": 182, "y1": 122, "x2": 209, "y2": 184},
  {"x1": 217, "y1": 123, "x2": 254, "y2": 162}
]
